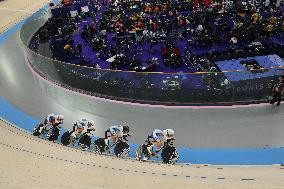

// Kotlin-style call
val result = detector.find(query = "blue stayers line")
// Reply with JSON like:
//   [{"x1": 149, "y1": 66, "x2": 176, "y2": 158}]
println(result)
[
  {"x1": 1, "y1": 96, "x2": 284, "y2": 165},
  {"x1": 0, "y1": 1, "x2": 284, "y2": 165},
  {"x1": 0, "y1": 97, "x2": 39, "y2": 131},
  {"x1": 0, "y1": 19, "x2": 26, "y2": 43}
]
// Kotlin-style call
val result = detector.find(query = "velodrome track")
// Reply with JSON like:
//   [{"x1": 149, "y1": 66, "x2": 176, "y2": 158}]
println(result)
[
  {"x1": 2, "y1": 26, "x2": 284, "y2": 148},
  {"x1": 1, "y1": 0, "x2": 284, "y2": 148},
  {"x1": 1, "y1": 119, "x2": 284, "y2": 189},
  {"x1": 0, "y1": 0, "x2": 284, "y2": 187}
]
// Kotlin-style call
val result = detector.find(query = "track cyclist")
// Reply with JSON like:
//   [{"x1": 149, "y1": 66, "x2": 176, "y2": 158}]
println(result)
[
  {"x1": 104, "y1": 125, "x2": 130, "y2": 145},
  {"x1": 146, "y1": 128, "x2": 175, "y2": 157},
  {"x1": 71, "y1": 118, "x2": 96, "y2": 139},
  {"x1": 39, "y1": 113, "x2": 64, "y2": 135}
]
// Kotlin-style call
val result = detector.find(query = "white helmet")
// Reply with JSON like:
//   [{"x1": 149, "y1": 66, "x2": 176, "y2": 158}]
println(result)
[
  {"x1": 163, "y1": 129, "x2": 174, "y2": 137},
  {"x1": 79, "y1": 118, "x2": 87, "y2": 122},
  {"x1": 57, "y1": 114, "x2": 64, "y2": 121},
  {"x1": 87, "y1": 120, "x2": 95, "y2": 127}
]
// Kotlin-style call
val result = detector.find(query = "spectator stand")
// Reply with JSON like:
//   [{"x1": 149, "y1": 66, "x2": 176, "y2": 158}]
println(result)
[{"x1": 26, "y1": 0, "x2": 284, "y2": 104}]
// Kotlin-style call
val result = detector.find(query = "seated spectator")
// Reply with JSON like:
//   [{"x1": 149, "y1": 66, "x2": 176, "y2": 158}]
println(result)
[
  {"x1": 230, "y1": 36, "x2": 238, "y2": 48},
  {"x1": 276, "y1": 0, "x2": 282, "y2": 7},
  {"x1": 154, "y1": 6, "x2": 160, "y2": 13},
  {"x1": 145, "y1": 3, "x2": 151, "y2": 13},
  {"x1": 265, "y1": 0, "x2": 270, "y2": 7},
  {"x1": 267, "y1": 24, "x2": 274, "y2": 35},
  {"x1": 100, "y1": 29, "x2": 107, "y2": 39},
  {"x1": 252, "y1": 12, "x2": 262, "y2": 24},
  {"x1": 197, "y1": 24, "x2": 204, "y2": 32}
]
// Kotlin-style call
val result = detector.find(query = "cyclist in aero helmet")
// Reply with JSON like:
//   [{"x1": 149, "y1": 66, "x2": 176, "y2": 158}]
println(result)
[
  {"x1": 38, "y1": 113, "x2": 64, "y2": 134},
  {"x1": 71, "y1": 118, "x2": 96, "y2": 139},
  {"x1": 147, "y1": 128, "x2": 175, "y2": 157},
  {"x1": 104, "y1": 125, "x2": 130, "y2": 145}
]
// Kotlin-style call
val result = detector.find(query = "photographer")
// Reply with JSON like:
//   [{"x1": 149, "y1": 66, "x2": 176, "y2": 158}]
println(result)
[{"x1": 270, "y1": 76, "x2": 284, "y2": 106}]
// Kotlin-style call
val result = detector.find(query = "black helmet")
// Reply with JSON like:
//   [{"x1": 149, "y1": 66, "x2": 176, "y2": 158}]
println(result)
[{"x1": 122, "y1": 125, "x2": 130, "y2": 133}]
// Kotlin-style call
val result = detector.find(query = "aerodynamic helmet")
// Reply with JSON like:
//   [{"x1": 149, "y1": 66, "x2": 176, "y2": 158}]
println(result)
[{"x1": 122, "y1": 125, "x2": 130, "y2": 133}]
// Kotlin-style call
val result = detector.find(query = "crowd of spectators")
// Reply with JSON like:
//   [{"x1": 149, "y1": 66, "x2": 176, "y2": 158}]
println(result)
[
  {"x1": 39, "y1": 0, "x2": 284, "y2": 73},
  {"x1": 101, "y1": 0, "x2": 283, "y2": 55},
  {"x1": 27, "y1": 0, "x2": 284, "y2": 104}
]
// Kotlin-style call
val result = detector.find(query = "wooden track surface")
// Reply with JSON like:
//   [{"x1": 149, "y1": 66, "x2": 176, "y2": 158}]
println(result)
[
  {"x1": 0, "y1": 0, "x2": 51, "y2": 34},
  {"x1": 0, "y1": 119, "x2": 283, "y2": 189}
]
